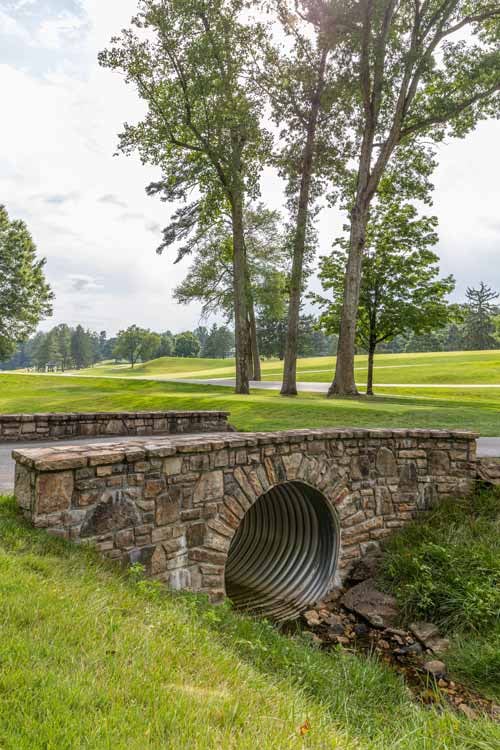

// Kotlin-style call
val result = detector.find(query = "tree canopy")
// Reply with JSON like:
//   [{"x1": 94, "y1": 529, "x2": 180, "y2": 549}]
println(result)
[
  {"x1": 99, "y1": 0, "x2": 272, "y2": 393},
  {"x1": 315, "y1": 197, "x2": 455, "y2": 394},
  {"x1": 0, "y1": 205, "x2": 53, "y2": 360}
]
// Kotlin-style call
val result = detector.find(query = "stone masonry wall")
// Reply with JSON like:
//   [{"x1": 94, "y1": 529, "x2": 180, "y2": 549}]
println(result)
[
  {"x1": 0, "y1": 410, "x2": 231, "y2": 442},
  {"x1": 14, "y1": 428, "x2": 478, "y2": 603}
]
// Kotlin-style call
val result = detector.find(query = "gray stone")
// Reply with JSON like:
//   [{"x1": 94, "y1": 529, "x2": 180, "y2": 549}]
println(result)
[
  {"x1": 410, "y1": 621, "x2": 440, "y2": 644},
  {"x1": 423, "y1": 659, "x2": 447, "y2": 678},
  {"x1": 341, "y1": 579, "x2": 399, "y2": 628},
  {"x1": 376, "y1": 447, "x2": 397, "y2": 476},
  {"x1": 80, "y1": 490, "x2": 142, "y2": 537}
]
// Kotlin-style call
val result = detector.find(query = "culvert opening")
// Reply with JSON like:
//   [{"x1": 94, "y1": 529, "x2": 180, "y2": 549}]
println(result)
[{"x1": 224, "y1": 481, "x2": 339, "y2": 622}]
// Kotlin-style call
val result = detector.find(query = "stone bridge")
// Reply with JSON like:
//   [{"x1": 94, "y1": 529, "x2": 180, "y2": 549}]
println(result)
[{"x1": 13, "y1": 424, "x2": 478, "y2": 620}]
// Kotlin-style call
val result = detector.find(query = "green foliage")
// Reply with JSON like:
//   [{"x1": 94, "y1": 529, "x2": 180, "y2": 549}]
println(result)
[
  {"x1": 257, "y1": 314, "x2": 336, "y2": 360},
  {"x1": 174, "y1": 331, "x2": 201, "y2": 358},
  {"x1": 71, "y1": 324, "x2": 94, "y2": 370},
  {"x1": 202, "y1": 325, "x2": 234, "y2": 359},
  {"x1": 315, "y1": 195, "x2": 455, "y2": 391},
  {"x1": 378, "y1": 488, "x2": 500, "y2": 700},
  {"x1": 174, "y1": 204, "x2": 290, "y2": 322},
  {"x1": 463, "y1": 282, "x2": 500, "y2": 351},
  {"x1": 379, "y1": 491, "x2": 500, "y2": 633},
  {"x1": 0, "y1": 205, "x2": 53, "y2": 359},
  {"x1": 113, "y1": 325, "x2": 160, "y2": 368}
]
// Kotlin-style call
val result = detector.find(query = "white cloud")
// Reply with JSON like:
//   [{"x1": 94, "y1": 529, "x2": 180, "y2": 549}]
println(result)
[{"x1": 0, "y1": 0, "x2": 499, "y2": 338}]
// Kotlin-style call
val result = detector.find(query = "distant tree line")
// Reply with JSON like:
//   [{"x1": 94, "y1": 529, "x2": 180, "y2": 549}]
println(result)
[
  {"x1": 1, "y1": 313, "x2": 337, "y2": 371},
  {"x1": 379, "y1": 283, "x2": 500, "y2": 356}
]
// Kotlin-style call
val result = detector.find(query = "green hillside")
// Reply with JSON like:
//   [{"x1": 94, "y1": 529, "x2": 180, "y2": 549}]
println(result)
[
  {"x1": 0, "y1": 495, "x2": 498, "y2": 749},
  {"x1": 67, "y1": 350, "x2": 500, "y2": 386},
  {"x1": 1, "y1": 374, "x2": 500, "y2": 434}
]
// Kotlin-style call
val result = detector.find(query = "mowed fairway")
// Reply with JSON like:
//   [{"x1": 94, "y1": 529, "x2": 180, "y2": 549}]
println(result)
[
  {"x1": 71, "y1": 349, "x2": 500, "y2": 386},
  {"x1": 1, "y1": 373, "x2": 500, "y2": 435}
]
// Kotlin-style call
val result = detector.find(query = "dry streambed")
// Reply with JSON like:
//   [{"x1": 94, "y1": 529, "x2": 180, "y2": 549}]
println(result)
[{"x1": 295, "y1": 576, "x2": 499, "y2": 722}]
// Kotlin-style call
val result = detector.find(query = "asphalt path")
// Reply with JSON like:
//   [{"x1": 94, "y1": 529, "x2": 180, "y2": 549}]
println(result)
[
  {"x1": 1, "y1": 433, "x2": 499, "y2": 493},
  {"x1": 171, "y1": 378, "x2": 500, "y2": 390}
]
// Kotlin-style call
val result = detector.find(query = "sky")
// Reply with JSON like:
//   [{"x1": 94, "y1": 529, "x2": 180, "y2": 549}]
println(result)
[{"x1": 1, "y1": 0, "x2": 499, "y2": 336}]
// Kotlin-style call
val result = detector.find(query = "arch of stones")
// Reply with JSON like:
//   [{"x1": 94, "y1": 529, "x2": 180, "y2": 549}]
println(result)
[{"x1": 13, "y1": 413, "x2": 478, "y2": 616}]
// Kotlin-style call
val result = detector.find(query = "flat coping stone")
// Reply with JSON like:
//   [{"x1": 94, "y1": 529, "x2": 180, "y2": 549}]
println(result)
[{"x1": 12, "y1": 428, "x2": 479, "y2": 472}]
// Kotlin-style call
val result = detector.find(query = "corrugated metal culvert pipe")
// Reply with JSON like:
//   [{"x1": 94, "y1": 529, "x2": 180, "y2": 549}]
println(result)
[{"x1": 224, "y1": 481, "x2": 339, "y2": 621}]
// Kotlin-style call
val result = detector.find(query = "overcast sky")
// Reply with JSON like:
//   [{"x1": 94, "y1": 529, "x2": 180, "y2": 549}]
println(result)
[{"x1": 1, "y1": 0, "x2": 499, "y2": 336}]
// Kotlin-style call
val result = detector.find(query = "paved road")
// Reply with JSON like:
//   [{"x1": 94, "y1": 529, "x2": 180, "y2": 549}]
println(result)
[
  {"x1": 1, "y1": 434, "x2": 499, "y2": 493},
  {"x1": 172, "y1": 378, "x2": 500, "y2": 390}
]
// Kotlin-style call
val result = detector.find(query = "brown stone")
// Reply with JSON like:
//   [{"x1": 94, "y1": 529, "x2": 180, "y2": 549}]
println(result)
[
  {"x1": 429, "y1": 450, "x2": 451, "y2": 475},
  {"x1": 36, "y1": 471, "x2": 74, "y2": 514},
  {"x1": 80, "y1": 490, "x2": 141, "y2": 537},
  {"x1": 14, "y1": 464, "x2": 33, "y2": 511},
  {"x1": 341, "y1": 579, "x2": 399, "y2": 628},
  {"x1": 155, "y1": 491, "x2": 180, "y2": 526},
  {"x1": 193, "y1": 471, "x2": 224, "y2": 504},
  {"x1": 376, "y1": 447, "x2": 397, "y2": 476}
]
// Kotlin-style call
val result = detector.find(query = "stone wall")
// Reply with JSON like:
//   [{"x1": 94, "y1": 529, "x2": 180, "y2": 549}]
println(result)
[
  {"x1": 14, "y1": 427, "x2": 478, "y2": 610},
  {"x1": 0, "y1": 410, "x2": 231, "y2": 442}
]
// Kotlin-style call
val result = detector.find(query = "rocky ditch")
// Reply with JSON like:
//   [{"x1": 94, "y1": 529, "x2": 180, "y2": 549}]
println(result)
[{"x1": 295, "y1": 574, "x2": 499, "y2": 722}]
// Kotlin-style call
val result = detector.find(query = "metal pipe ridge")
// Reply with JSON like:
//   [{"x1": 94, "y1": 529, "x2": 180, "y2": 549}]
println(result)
[{"x1": 224, "y1": 481, "x2": 338, "y2": 622}]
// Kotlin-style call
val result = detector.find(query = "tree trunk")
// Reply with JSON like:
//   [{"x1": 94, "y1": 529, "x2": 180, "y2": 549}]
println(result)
[
  {"x1": 366, "y1": 340, "x2": 376, "y2": 396},
  {"x1": 281, "y1": 48, "x2": 328, "y2": 397},
  {"x1": 328, "y1": 204, "x2": 369, "y2": 396},
  {"x1": 231, "y1": 192, "x2": 250, "y2": 394},
  {"x1": 248, "y1": 300, "x2": 261, "y2": 381}
]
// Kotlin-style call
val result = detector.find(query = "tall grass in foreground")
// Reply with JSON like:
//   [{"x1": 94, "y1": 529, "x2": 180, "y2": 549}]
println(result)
[
  {"x1": 379, "y1": 488, "x2": 500, "y2": 700},
  {"x1": 0, "y1": 496, "x2": 499, "y2": 749}
]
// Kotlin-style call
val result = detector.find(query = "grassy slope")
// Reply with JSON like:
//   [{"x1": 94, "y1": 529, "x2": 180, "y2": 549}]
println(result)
[
  {"x1": 1, "y1": 373, "x2": 500, "y2": 434},
  {"x1": 379, "y1": 489, "x2": 500, "y2": 702},
  {"x1": 69, "y1": 350, "x2": 500, "y2": 385},
  {"x1": 0, "y1": 496, "x2": 498, "y2": 750}
]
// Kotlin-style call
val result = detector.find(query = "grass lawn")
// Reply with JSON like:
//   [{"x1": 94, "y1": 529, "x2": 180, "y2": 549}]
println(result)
[
  {"x1": 66, "y1": 349, "x2": 500, "y2": 385},
  {"x1": 1, "y1": 495, "x2": 499, "y2": 749},
  {"x1": 379, "y1": 488, "x2": 500, "y2": 703},
  {"x1": 1, "y1": 373, "x2": 500, "y2": 434}
]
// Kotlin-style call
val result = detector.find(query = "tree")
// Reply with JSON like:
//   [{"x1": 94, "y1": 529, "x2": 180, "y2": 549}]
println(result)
[
  {"x1": 33, "y1": 330, "x2": 62, "y2": 371},
  {"x1": 173, "y1": 205, "x2": 290, "y2": 377},
  {"x1": 113, "y1": 325, "x2": 152, "y2": 368},
  {"x1": 157, "y1": 331, "x2": 175, "y2": 358},
  {"x1": 54, "y1": 324, "x2": 73, "y2": 370},
  {"x1": 263, "y1": 1, "x2": 349, "y2": 395},
  {"x1": 202, "y1": 324, "x2": 235, "y2": 358},
  {"x1": 99, "y1": 0, "x2": 270, "y2": 394},
  {"x1": 194, "y1": 326, "x2": 209, "y2": 353},
  {"x1": 462, "y1": 282, "x2": 499, "y2": 350},
  {"x1": 328, "y1": 0, "x2": 500, "y2": 395},
  {"x1": 315, "y1": 200, "x2": 455, "y2": 394},
  {"x1": 71, "y1": 325, "x2": 93, "y2": 369},
  {"x1": 139, "y1": 331, "x2": 161, "y2": 363},
  {"x1": 0, "y1": 205, "x2": 53, "y2": 359},
  {"x1": 174, "y1": 332, "x2": 201, "y2": 358}
]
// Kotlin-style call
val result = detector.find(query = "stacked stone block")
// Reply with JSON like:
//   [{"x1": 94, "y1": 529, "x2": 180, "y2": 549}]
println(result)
[
  {"x1": 0, "y1": 410, "x2": 231, "y2": 442},
  {"x1": 13, "y1": 428, "x2": 478, "y2": 602}
]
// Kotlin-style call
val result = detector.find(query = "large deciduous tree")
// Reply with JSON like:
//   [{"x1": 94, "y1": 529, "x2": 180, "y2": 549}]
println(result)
[
  {"x1": 113, "y1": 325, "x2": 157, "y2": 368},
  {"x1": 328, "y1": 0, "x2": 500, "y2": 396},
  {"x1": 263, "y1": 0, "x2": 351, "y2": 395},
  {"x1": 0, "y1": 205, "x2": 53, "y2": 359},
  {"x1": 99, "y1": 0, "x2": 270, "y2": 394},
  {"x1": 315, "y1": 196, "x2": 455, "y2": 394}
]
